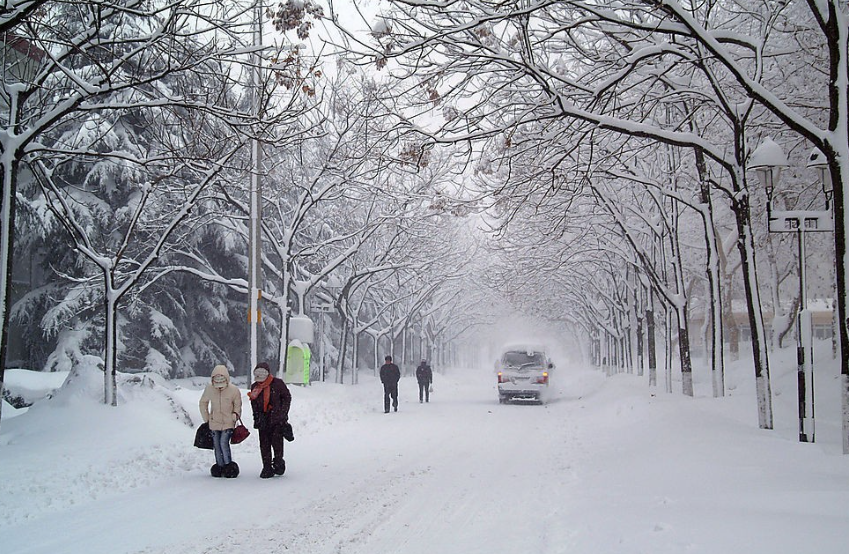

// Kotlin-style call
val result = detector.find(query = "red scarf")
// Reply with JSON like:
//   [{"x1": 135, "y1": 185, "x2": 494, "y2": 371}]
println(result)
[{"x1": 248, "y1": 375, "x2": 274, "y2": 412}]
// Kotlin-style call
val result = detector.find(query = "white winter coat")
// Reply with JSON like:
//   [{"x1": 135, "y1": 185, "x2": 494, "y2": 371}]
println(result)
[{"x1": 199, "y1": 365, "x2": 242, "y2": 431}]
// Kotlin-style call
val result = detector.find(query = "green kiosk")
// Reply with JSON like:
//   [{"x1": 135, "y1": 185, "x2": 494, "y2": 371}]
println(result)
[
  {"x1": 285, "y1": 339, "x2": 311, "y2": 385},
  {"x1": 286, "y1": 315, "x2": 313, "y2": 385}
]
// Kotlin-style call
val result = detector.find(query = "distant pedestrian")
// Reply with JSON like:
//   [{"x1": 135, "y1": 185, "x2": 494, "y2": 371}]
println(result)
[
  {"x1": 199, "y1": 364, "x2": 242, "y2": 478},
  {"x1": 416, "y1": 358, "x2": 433, "y2": 403},
  {"x1": 248, "y1": 362, "x2": 292, "y2": 479},
  {"x1": 379, "y1": 355, "x2": 401, "y2": 413}
]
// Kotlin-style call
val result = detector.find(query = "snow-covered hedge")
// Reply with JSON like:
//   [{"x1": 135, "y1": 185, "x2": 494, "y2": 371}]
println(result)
[{"x1": 2, "y1": 369, "x2": 69, "y2": 409}]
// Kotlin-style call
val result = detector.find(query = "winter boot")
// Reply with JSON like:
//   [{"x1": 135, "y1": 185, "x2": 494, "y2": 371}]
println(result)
[
  {"x1": 210, "y1": 464, "x2": 223, "y2": 478},
  {"x1": 260, "y1": 466, "x2": 275, "y2": 479},
  {"x1": 273, "y1": 458, "x2": 286, "y2": 476},
  {"x1": 222, "y1": 461, "x2": 239, "y2": 478}
]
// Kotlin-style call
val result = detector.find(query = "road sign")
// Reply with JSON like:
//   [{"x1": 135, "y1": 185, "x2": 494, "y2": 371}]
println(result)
[{"x1": 768, "y1": 209, "x2": 833, "y2": 233}]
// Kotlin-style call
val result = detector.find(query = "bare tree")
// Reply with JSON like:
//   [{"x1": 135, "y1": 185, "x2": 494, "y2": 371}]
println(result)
[{"x1": 332, "y1": 0, "x2": 835, "y2": 429}]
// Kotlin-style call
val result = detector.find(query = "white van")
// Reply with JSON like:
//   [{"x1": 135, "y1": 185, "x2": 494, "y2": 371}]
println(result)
[{"x1": 495, "y1": 344, "x2": 553, "y2": 404}]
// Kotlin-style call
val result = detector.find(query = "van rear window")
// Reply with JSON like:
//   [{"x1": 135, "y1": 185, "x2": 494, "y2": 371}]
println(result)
[{"x1": 502, "y1": 351, "x2": 544, "y2": 366}]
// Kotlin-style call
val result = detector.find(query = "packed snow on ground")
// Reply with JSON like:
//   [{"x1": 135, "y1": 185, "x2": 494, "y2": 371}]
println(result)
[{"x1": 1, "y1": 343, "x2": 848, "y2": 554}]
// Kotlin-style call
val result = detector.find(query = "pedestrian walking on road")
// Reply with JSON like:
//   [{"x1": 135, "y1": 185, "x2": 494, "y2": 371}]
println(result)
[
  {"x1": 199, "y1": 364, "x2": 242, "y2": 478},
  {"x1": 416, "y1": 359, "x2": 433, "y2": 403},
  {"x1": 380, "y1": 355, "x2": 401, "y2": 413},
  {"x1": 248, "y1": 362, "x2": 291, "y2": 479}
]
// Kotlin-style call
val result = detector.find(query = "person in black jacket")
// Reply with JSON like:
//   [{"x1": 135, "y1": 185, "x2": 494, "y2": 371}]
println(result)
[
  {"x1": 379, "y1": 355, "x2": 401, "y2": 413},
  {"x1": 415, "y1": 359, "x2": 433, "y2": 403},
  {"x1": 248, "y1": 362, "x2": 292, "y2": 479}
]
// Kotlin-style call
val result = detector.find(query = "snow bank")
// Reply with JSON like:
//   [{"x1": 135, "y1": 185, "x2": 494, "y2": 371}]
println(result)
[{"x1": 3, "y1": 368, "x2": 69, "y2": 406}]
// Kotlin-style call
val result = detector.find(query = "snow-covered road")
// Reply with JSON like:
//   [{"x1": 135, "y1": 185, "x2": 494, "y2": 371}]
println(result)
[
  {"x1": 151, "y1": 369, "x2": 605, "y2": 554},
  {"x1": 2, "y1": 363, "x2": 849, "y2": 554}
]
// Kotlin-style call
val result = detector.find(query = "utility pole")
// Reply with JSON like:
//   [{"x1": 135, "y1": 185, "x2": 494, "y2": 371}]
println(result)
[{"x1": 248, "y1": 0, "x2": 264, "y2": 375}]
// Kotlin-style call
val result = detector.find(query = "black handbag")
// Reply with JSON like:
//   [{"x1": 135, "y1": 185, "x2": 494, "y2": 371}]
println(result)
[
  {"x1": 194, "y1": 422, "x2": 213, "y2": 449},
  {"x1": 282, "y1": 421, "x2": 295, "y2": 442}
]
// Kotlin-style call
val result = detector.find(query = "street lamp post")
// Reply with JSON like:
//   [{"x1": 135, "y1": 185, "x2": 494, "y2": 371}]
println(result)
[
  {"x1": 750, "y1": 138, "x2": 834, "y2": 443},
  {"x1": 314, "y1": 276, "x2": 344, "y2": 382},
  {"x1": 309, "y1": 298, "x2": 333, "y2": 382},
  {"x1": 247, "y1": 0, "x2": 264, "y2": 375}
]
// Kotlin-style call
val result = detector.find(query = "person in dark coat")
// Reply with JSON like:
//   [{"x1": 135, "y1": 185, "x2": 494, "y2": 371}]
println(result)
[
  {"x1": 379, "y1": 355, "x2": 401, "y2": 413},
  {"x1": 248, "y1": 362, "x2": 292, "y2": 479},
  {"x1": 415, "y1": 358, "x2": 433, "y2": 403}
]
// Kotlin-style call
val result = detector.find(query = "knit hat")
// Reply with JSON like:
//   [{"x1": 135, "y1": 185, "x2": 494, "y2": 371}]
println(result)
[{"x1": 254, "y1": 362, "x2": 271, "y2": 381}]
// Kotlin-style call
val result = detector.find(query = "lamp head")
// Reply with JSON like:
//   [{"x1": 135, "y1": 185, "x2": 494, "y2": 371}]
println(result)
[
  {"x1": 749, "y1": 138, "x2": 788, "y2": 199},
  {"x1": 807, "y1": 147, "x2": 832, "y2": 198}
]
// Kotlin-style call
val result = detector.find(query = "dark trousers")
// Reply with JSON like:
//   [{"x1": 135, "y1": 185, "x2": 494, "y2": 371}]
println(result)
[
  {"x1": 418, "y1": 381, "x2": 430, "y2": 402},
  {"x1": 258, "y1": 427, "x2": 284, "y2": 469},
  {"x1": 383, "y1": 382, "x2": 398, "y2": 412}
]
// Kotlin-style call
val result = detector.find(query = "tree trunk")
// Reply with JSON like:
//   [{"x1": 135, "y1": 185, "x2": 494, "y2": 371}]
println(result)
[
  {"x1": 705, "y1": 205, "x2": 725, "y2": 396},
  {"x1": 622, "y1": 301, "x2": 633, "y2": 373},
  {"x1": 719, "y1": 248, "x2": 740, "y2": 361},
  {"x1": 701, "y1": 285, "x2": 711, "y2": 361},
  {"x1": 636, "y1": 314, "x2": 644, "y2": 377},
  {"x1": 810, "y1": 0, "x2": 849, "y2": 455},
  {"x1": 404, "y1": 325, "x2": 411, "y2": 375},
  {"x1": 670, "y1": 195, "x2": 694, "y2": 397},
  {"x1": 665, "y1": 307, "x2": 674, "y2": 394},
  {"x1": 104, "y1": 283, "x2": 119, "y2": 407},
  {"x1": 647, "y1": 305, "x2": 657, "y2": 387},
  {"x1": 777, "y1": 295, "x2": 801, "y2": 349},
  {"x1": 832, "y1": 294, "x2": 838, "y2": 361},
  {"x1": 694, "y1": 144, "x2": 725, "y2": 397},
  {"x1": 337, "y1": 315, "x2": 349, "y2": 384},
  {"x1": 352, "y1": 329, "x2": 360, "y2": 385},
  {"x1": 832, "y1": 148, "x2": 849, "y2": 453},
  {"x1": 732, "y1": 189, "x2": 773, "y2": 429},
  {"x1": 0, "y1": 154, "x2": 20, "y2": 423},
  {"x1": 678, "y1": 306, "x2": 694, "y2": 397},
  {"x1": 276, "y1": 300, "x2": 290, "y2": 380}
]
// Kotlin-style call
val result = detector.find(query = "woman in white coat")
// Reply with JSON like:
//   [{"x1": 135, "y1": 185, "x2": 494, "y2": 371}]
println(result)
[{"x1": 199, "y1": 365, "x2": 242, "y2": 477}]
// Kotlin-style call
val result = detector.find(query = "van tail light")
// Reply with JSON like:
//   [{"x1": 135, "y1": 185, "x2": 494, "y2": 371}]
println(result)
[
  {"x1": 498, "y1": 372, "x2": 506, "y2": 383},
  {"x1": 536, "y1": 372, "x2": 549, "y2": 385}
]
